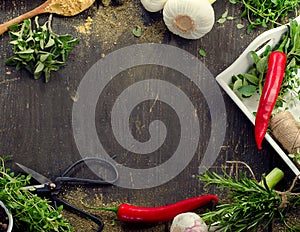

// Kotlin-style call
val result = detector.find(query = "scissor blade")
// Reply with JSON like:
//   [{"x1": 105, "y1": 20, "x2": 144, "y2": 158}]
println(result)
[
  {"x1": 16, "y1": 163, "x2": 51, "y2": 184},
  {"x1": 21, "y1": 184, "x2": 46, "y2": 191}
]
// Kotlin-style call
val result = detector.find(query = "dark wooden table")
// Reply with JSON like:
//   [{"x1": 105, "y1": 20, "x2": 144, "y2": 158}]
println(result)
[{"x1": 0, "y1": 1, "x2": 298, "y2": 231}]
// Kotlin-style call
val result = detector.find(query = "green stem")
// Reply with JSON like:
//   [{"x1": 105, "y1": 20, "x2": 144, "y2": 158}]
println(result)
[
  {"x1": 259, "y1": 167, "x2": 284, "y2": 189},
  {"x1": 277, "y1": 33, "x2": 289, "y2": 52},
  {"x1": 81, "y1": 200, "x2": 119, "y2": 213},
  {"x1": 98, "y1": 206, "x2": 119, "y2": 213},
  {"x1": 47, "y1": 14, "x2": 54, "y2": 35}
]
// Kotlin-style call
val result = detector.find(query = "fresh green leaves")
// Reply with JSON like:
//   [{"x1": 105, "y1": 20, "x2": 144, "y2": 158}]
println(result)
[
  {"x1": 236, "y1": 23, "x2": 244, "y2": 29},
  {"x1": 231, "y1": 20, "x2": 300, "y2": 110},
  {"x1": 0, "y1": 157, "x2": 73, "y2": 231},
  {"x1": 229, "y1": 0, "x2": 300, "y2": 32},
  {"x1": 217, "y1": 10, "x2": 235, "y2": 24},
  {"x1": 217, "y1": 10, "x2": 244, "y2": 29},
  {"x1": 289, "y1": 149, "x2": 300, "y2": 165},
  {"x1": 198, "y1": 49, "x2": 206, "y2": 57},
  {"x1": 6, "y1": 17, "x2": 79, "y2": 83},
  {"x1": 230, "y1": 74, "x2": 257, "y2": 97}
]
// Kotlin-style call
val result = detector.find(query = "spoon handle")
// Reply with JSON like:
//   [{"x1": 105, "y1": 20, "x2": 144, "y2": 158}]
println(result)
[{"x1": 0, "y1": 1, "x2": 50, "y2": 35}]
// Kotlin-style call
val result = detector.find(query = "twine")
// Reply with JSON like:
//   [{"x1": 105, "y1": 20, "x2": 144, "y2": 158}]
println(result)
[{"x1": 270, "y1": 111, "x2": 300, "y2": 155}]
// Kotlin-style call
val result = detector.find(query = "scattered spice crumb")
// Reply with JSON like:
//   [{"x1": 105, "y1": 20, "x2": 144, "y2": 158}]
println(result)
[
  {"x1": 0, "y1": 77, "x2": 21, "y2": 85},
  {"x1": 60, "y1": 187, "x2": 169, "y2": 232},
  {"x1": 75, "y1": 16, "x2": 93, "y2": 35},
  {"x1": 75, "y1": 0, "x2": 166, "y2": 50}
]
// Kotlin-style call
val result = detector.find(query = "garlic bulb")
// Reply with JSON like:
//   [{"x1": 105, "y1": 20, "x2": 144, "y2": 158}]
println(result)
[
  {"x1": 163, "y1": 0, "x2": 215, "y2": 39},
  {"x1": 170, "y1": 212, "x2": 208, "y2": 232},
  {"x1": 141, "y1": 0, "x2": 168, "y2": 12}
]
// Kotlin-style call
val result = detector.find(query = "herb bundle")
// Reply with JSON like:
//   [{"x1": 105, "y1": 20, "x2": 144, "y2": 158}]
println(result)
[
  {"x1": 199, "y1": 167, "x2": 300, "y2": 232},
  {"x1": 6, "y1": 16, "x2": 79, "y2": 83},
  {"x1": 230, "y1": 19, "x2": 300, "y2": 110},
  {"x1": 0, "y1": 157, "x2": 73, "y2": 231},
  {"x1": 229, "y1": 0, "x2": 300, "y2": 32}
]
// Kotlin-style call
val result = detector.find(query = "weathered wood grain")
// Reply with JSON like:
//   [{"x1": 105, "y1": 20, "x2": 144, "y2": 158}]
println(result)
[{"x1": 0, "y1": 1, "x2": 295, "y2": 231}]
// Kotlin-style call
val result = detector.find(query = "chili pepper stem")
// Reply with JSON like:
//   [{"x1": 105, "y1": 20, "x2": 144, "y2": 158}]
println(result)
[
  {"x1": 81, "y1": 200, "x2": 119, "y2": 213},
  {"x1": 97, "y1": 206, "x2": 119, "y2": 213}
]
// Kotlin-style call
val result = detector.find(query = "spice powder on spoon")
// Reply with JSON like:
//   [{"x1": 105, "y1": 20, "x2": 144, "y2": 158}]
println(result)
[{"x1": 45, "y1": 0, "x2": 95, "y2": 16}]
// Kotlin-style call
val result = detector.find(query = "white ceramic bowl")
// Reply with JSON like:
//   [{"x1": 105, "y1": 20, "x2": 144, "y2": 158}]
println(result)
[{"x1": 0, "y1": 201, "x2": 13, "y2": 232}]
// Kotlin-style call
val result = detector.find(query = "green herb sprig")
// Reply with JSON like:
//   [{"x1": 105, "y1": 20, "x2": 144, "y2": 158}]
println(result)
[
  {"x1": 230, "y1": 20, "x2": 300, "y2": 110},
  {"x1": 6, "y1": 16, "x2": 79, "y2": 83},
  {"x1": 289, "y1": 148, "x2": 300, "y2": 166},
  {"x1": 199, "y1": 166, "x2": 300, "y2": 232},
  {"x1": 0, "y1": 157, "x2": 73, "y2": 231},
  {"x1": 229, "y1": 0, "x2": 300, "y2": 32}
]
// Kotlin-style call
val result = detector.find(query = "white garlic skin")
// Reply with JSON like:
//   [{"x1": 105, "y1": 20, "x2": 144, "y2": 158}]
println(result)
[
  {"x1": 170, "y1": 212, "x2": 208, "y2": 232},
  {"x1": 141, "y1": 0, "x2": 168, "y2": 12},
  {"x1": 163, "y1": 0, "x2": 215, "y2": 39}
]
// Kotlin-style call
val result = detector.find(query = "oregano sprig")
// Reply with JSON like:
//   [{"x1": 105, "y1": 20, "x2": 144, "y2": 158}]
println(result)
[{"x1": 6, "y1": 16, "x2": 79, "y2": 83}]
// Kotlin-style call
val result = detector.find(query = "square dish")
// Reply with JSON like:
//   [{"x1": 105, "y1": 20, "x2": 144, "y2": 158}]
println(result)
[{"x1": 216, "y1": 17, "x2": 300, "y2": 177}]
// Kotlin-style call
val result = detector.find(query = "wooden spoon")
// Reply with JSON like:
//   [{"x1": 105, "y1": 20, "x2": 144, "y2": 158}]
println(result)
[{"x1": 0, "y1": 0, "x2": 95, "y2": 35}]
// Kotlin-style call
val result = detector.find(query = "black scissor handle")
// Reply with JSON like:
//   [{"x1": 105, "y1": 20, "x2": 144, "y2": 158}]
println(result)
[
  {"x1": 58, "y1": 157, "x2": 119, "y2": 185},
  {"x1": 50, "y1": 157, "x2": 119, "y2": 232},
  {"x1": 53, "y1": 195, "x2": 104, "y2": 232}
]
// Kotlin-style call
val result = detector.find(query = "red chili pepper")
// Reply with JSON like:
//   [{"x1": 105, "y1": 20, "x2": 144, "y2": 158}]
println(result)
[
  {"x1": 101, "y1": 194, "x2": 218, "y2": 223},
  {"x1": 255, "y1": 50, "x2": 287, "y2": 149}
]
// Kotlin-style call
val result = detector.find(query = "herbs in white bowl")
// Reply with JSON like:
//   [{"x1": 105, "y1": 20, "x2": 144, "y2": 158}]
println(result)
[
  {"x1": 6, "y1": 16, "x2": 79, "y2": 83},
  {"x1": 230, "y1": 20, "x2": 300, "y2": 111}
]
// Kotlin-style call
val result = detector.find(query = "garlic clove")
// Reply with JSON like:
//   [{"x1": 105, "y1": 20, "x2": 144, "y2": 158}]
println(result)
[
  {"x1": 141, "y1": 0, "x2": 168, "y2": 12},
  {"x1": 163, "y1": 0, "x2": 215, "y2": 39},
  {"x1": 170, "y1": 212, "x2": 208, "y2": 232}
]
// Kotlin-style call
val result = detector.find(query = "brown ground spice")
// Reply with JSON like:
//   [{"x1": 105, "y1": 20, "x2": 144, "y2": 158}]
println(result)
[
  {"x1": 46, "y1": 0, "x2": 95, "y2": 16},
  {"x1": 74, "y1": 1, "x2": 166, "y2": 50}
]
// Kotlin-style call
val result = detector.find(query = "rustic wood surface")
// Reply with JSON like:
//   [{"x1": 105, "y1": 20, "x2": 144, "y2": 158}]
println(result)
[{"x1": 0, "y1": 1, "x2": 298, "y2": 231}]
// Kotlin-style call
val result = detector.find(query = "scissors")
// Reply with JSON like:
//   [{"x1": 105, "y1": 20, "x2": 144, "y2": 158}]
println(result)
[{"x1": 16, "y1": 157, "x2": 119, "y2": 232}]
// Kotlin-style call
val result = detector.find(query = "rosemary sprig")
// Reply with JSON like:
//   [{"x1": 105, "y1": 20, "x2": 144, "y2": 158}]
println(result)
[
  {"x1": 199, "y1": 167, "x2": 300, "y2": 232},
  {"x1": 6, "y1": 16, "x2": 79, "y2": 83}
]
